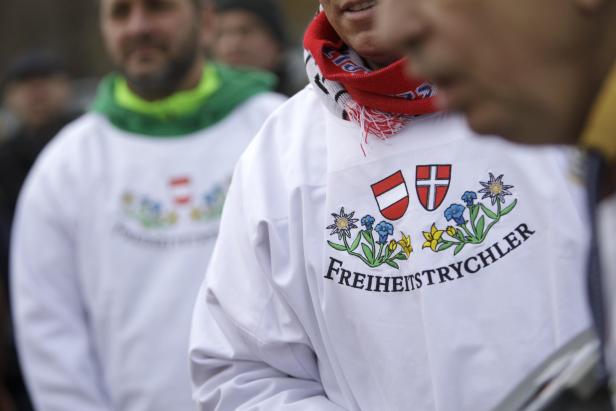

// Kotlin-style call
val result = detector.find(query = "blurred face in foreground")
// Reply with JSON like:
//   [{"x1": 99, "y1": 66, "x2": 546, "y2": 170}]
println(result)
[
  {"x1": 100, "y1": 0, "x2": 212, "y2": 99},
  {"x1": 212, "y1": 10, "x2": 282, "y2": 72},
  {"x1": 376, "y1": 0, "x2": 616, "y2": 144},
  {"x1": 319, "y1": 0, "x2": 399, "y2": 68}
]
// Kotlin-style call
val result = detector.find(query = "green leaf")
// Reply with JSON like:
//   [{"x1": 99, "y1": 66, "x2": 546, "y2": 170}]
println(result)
[
  {"x1": 470, "y1": 204, "x2": 479, "y2": 223},
  {"x1": 454, "y1": 243, "x2": 466, "y2": 255},
  {"x1": 394, "y1": 252, "x2": 408, "y2": 260},
  {"x1": 362, "y1": 230, "x2": 375, "y2": 247},
  {"x1": 385, "y1": 244, "x2": 394, "y2": 259},
  {"x1": 438, "y1": 241, "x2": 455, "y2": 252},
  {"x1": 385, "y1": 260, "x2": 400, "y2": 269},
  {"x1": 500, "y1": 199, "x2": 518, "y2": 217},
  {"x1": 362, "y1": 243, "x2": 375, "y2": 263},
  {"x1": 327, "y1": 241, "x2": 347, "y2": 252},
  {"x1": 480, "y1": 203, "x2": 498, "y2": 219},
  {"x1": 455, "y1": 231, "x2": 465, "y2": 241},
  {"x1": 349, "y1": 233, "x2": 362, "y2": 252},
  {"x1": 476, "y1": 216, "x2": 486, "y2": 239}
]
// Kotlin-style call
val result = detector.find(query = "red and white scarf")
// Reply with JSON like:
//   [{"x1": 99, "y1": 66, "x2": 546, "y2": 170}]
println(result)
[{"x1": 304, "y1": 11, "x2": 439, "y2": 150}]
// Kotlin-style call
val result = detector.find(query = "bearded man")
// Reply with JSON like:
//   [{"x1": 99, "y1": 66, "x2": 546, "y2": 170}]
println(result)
[
  {"x1": 188, "y1": 1, "x2": 595, "y2": 410},
  {"x1": 10, "y1": 0, "x2": 285, "y2": 410}
]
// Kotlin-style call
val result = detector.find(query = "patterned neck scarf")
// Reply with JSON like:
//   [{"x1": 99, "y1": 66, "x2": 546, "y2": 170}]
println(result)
[{"x1": 304, "y1": 11, "x2": 439, "y2": 151}]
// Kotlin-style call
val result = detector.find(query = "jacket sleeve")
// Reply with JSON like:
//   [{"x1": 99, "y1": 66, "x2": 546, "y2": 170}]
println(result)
[
  {"x1": 10, "y1": 160, "x2": 111, "y2": 411},
  {"x1": 189, "y1": 151, "x2": 345, "y2": 410}
]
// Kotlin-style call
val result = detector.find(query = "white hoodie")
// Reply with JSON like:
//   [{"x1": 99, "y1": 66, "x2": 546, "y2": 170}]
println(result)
[
  {"x1": 190, "y1": 86, "x2": 592, "y2": 411},
  {"x1": 11, "y1": 92, "x2": 285, "y2": 411}
]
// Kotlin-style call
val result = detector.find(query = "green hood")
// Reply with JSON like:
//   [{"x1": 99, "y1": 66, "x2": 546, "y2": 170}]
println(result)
[{"x1": 91, "y1": 63, "x2": 276, "y2": 137}]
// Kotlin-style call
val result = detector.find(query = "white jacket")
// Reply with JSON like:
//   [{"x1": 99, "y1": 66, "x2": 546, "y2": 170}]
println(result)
[
  {"x1": 190, "y1": 86, "x2": 592, "y2": 411},
  {"x1": 11, "y1": 93, "x2": 285, "y2": 411}
]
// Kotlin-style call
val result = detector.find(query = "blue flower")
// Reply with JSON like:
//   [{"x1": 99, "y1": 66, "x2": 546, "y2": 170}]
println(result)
[
  {"x1": 361, "y1": 215, "x2": 375, "y2": 231},
  {"x1": 461, "y1": 191, "x2": 477, "y2": 206},
  {"x1": 141, "y1": 198, "x2": 161, "y2": 216},
  {"x1": 444, "y1": 204, "x2": 466, "y2": 226},
  {"x1": 375, "y1": 221, "x2": 394, "y2": 244},
  {"x1": 204, "y1": 193, "x2": 216, "y2": 206}
]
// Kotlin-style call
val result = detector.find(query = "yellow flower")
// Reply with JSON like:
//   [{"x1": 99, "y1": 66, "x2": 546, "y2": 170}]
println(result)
[
  {"x1": 422, "y1": 224, "x2": 444, "y2": 251},
  {"x1": 447, "y1": 226, "x2": 457, "y2": 237},
  {"x1": 388, "y1": 240, "x2": 398, "y2": 253},
  {"x1": 191, "y1": 208, "x2": 202, "y2": 221},
  {"x1": 167, "y1": 212, "x2": 178, "y2": 224},
  {"x1": 398, "y1": 232, "x2": 413, "y2": 257}
]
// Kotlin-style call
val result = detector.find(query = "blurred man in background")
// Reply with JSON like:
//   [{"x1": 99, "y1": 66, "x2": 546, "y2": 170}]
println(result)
[
  {"x1": 0, "y1": 52, "x2": 77, "y2": 236},
  {"x1": 0, "y1": 51, "x2": 78, "y2": 411},
  {"x1": 210, "y1": 0, "x2": 301, "y2": 95},
  {"x1": 10, "y1": 0, "x2": 285, "y2": 410}
]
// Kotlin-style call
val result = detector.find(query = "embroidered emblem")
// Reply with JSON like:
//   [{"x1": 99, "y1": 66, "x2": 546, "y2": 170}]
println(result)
[
  {"x1": 326, "y1": 207, "x2": 413, "y2": 269},
  {"x1": 416, "y1": 164, "x2": 452, "y2": 211},
  {"x1": 422, "y1": 173, "x2": 517, "y2": 255},
  {"x1": 190, "y1": 182, "x2": 228, "y2": 221},
  {"x1": 121, "y1": 192, "x2": 178, "y2": 228},
  {"x1": 169, "y1": 176, "x2": 193, "y2": 206},
  {"x1": 371, "y1": 170, "x2": 409, "y2": 220},
  {"x1": 120, "y1": 176, "x2": 230, "y2": 229}
]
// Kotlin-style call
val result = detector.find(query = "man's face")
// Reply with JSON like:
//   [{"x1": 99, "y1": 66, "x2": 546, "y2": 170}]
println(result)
[
  {"x1": 100, "y1": 0, "x2": 207, "y2": 97},
  {"x1": 212, "y1": 10, "x2": 282, "y2": 72},
  {"x1": 5, "y1": 76, "x2": 71, "y2": 130},
  {"x1": 319, "y1": 0, "x2": 398, "y2": 68},
  {"x1": 376, "y1": 0, "x2": 599, "y2": 144}
]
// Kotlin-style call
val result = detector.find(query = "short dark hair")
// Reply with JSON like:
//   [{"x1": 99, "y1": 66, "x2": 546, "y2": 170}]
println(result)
[
  {"x1": 214, "y1": 0, "x2": 286, "y2": 45},
  {"x1": 3, "y1": 51, "x2": 68, "y2": 87}
]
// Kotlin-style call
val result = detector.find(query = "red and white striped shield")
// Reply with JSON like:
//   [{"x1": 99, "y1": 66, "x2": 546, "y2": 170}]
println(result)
[
  {"x1": 169, "y1": 176, "x2": 193, "y2": 206},
  {"x1": 415, "y1": 165, "x2": 451, "y2": 211},
  {"x1": 371, "y1": 170, "x2": 409, "y2": 221}
]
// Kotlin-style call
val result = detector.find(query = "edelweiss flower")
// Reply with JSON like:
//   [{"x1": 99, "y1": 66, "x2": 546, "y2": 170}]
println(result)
[
  {"x1": 398, "y1": 232, "x2": 413, "y2": 257},
  {"x1": 479, "y1": 173, "x2": 514, "y2": 205},
  {"x1": 122, "y1": 192, "x2": 134, "y2": 206},
  {"x1": 326, "y1": 207, "x2": 359, "y2": 240},
  {"x1": 422, "y1": 224, "x2": 444, "y2": 251}
]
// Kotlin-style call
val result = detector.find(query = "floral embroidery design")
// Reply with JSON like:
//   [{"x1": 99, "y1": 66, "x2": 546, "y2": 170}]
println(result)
[
  {"x1": 422, "y1": 173, "x2": 517, "y2": 255},
  {"x1": 122, "y1": 192, "x2": 178, "y2": 228},
  {"x1": 190, "y1": 184, "x2": 227, "y2": 222},
  {"x1": 327, "y1": 207, "x2": 412, "y2": 269}
]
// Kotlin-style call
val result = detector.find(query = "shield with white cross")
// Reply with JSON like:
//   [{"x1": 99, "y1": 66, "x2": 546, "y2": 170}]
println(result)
[{"x1": 415, "y1": 164, "x2": 452, "y2": 212}]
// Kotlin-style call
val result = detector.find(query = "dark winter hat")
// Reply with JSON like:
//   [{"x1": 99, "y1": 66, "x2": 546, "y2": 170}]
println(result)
[
  {"x1": 215, "y1": 0, "x2": 287, "y2": 45},
  {"x1": 3, "y1": 51, "x2": 69, "y2": 90}
]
